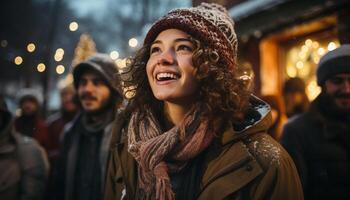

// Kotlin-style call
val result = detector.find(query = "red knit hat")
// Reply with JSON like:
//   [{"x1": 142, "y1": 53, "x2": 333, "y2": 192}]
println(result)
[{"x1": 144, "y1": 3, "x2": 237, "y2": 70}]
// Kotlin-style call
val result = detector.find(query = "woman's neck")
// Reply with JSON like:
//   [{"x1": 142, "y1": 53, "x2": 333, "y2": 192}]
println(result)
[{"x1": 163, "y1": 102, "x2": 193, "y2": 128}]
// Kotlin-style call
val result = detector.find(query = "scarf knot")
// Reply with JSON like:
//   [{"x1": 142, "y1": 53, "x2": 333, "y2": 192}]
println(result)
[{"x1": 127, "y1": 106, "x2": 218, "y2": 200}]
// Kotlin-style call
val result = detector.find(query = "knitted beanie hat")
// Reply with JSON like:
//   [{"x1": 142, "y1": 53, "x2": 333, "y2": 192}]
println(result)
[
  {"x1": 73, "y1": 53, "x2": 121, "y2": 96},
  {"x1": 317, "y1": 44, "x2": 350, "y2": 85},
  {"x1": 144, "y1": 2, "x2": 237, "y2": 70}
]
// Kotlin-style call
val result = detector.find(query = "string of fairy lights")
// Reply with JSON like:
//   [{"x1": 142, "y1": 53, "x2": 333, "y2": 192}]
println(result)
[
  {"x1": 285, "y1": 38, "x2": 340, "y2": 100},
  {"x1": 1, "y1": 20, "x2": 140, "y2": 76},
  {"x1": 1, "y1": 21, "x2": 79, "y2": 75}
]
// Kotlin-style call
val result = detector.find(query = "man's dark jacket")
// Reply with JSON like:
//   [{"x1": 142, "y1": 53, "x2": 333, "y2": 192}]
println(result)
[
  {"x1": 281, "y1": 95, "x2": 350, "y2": 200},
  {"x1": 52, "y1": 113, "x2": 114, "y2": 200}
]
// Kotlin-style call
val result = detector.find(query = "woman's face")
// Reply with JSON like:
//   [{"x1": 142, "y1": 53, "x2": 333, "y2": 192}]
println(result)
[{"x1": 146, "y1": 29, "x2": 199, "y2": 105}]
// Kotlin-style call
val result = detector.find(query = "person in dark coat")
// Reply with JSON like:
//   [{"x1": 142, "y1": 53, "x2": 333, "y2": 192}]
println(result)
[
  {"x1": 14, "y1": 88, "x2": 49, "y2": 150},
  {"x1": 0, "y1": 95, "x2": 49, "y2": 200},
  {"x1": 104, "y1": 3, "x2": 303, "y2": 200},
  {"x1": 45, "y1": 83, "x2": 78, "y2": 199},
  {"x1": 283, "y1": 77, "x2": 310, "y2": 118},
  {"x1": 52, "y1": 54, "x2": 123, "y2": 200},
  {"x1": 281, "y1": 44, "x2": 350, "y2": 200},
  {"x1": 46, "y1": 83, "x2": 78, "y2": 165}
]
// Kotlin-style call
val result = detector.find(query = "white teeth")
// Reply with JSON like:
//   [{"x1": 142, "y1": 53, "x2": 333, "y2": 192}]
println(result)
[{"x1": 156, "y1": 72, "x2": 179, "y2": 80}]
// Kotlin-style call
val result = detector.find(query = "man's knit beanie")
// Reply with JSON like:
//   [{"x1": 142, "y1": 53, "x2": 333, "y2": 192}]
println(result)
[
  {"x1": 317, "y1": 44, "x2": 350, "y2": 85},
  {"x1": 73, "y1": 53, "x2": 121, "y2": 96},
  {"x1": 144, "y1": 2, "x2": 237, "y2": 70}
]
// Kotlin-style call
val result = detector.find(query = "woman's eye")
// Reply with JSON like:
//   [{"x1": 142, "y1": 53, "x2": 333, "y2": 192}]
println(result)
[
  {"x1": 150, "y1": 46, "x2": 161, "y2": 54},
  {"x1": 177, "y1": 44, "x2": 193, "y2": 52}
]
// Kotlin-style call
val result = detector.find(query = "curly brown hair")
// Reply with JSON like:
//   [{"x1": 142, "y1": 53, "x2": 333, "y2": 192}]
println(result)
[{"x1": 119, "y1": 37, "x2": 250, "y2": 123}]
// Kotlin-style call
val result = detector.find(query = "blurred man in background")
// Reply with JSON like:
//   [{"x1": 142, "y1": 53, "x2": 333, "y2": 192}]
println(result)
[
  {"x1": 53, "y1": 54, "x2": 123, "y2": 200},
  {"x1": 281, "y1": 44, "x2": 350, "y2": 199},
  {"x1": 14, "y1": 88, "x2": 49, "y2": 150},
  {"x1": 283, "y1": 77, "x2": 310, "y2": 118},
  {"x1": 46, "y1": 83, "x2": 78, "y2": 165}
]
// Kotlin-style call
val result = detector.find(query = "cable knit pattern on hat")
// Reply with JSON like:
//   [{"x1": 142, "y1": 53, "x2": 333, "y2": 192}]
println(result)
[{"x1": 144, "y1": 3, "x2": 237, "y2": 70}]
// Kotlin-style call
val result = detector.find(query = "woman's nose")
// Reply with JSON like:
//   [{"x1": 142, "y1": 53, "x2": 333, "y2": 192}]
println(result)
[{"x1": 158, "y1": 49, "x2": 175, "y2": 65}]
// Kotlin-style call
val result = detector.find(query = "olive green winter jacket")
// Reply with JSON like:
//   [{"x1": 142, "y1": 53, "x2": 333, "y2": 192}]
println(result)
[{"x1": 104, "y1": 97, "x2": 304, "y2": 200}]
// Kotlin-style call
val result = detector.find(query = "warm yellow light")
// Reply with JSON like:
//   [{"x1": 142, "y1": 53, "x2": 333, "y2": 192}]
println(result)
[
  {"x1": 296, "y1": 61, "x2": 304, "y2": 69},
  {"x1": 286, "y1": 64, "x2": 297, "y2": 78},
  {"x1": 115, "y1": 58, "x2": 126, "y2": 68},
  {"x1": 56, "y1": 48, "x2": 64, "y2": 55},
  {"x1": 37, "y1": 63, "x2": 46, "y2": 72},
  {"x1": 54, "y1": 54, "x2": 63, "y2": 62},
  {"x1": 299, "y1": 63, "x2": 310, "y2": 77},
  {"x1": 128, "y1": 38, "x2": 138, "y2": 48},
  {"x1": 69, "y1": 21, "x2": 79, "y2": 31},
  {"x1": 54, "y1": 48, "x2": 64, "y2": 62},
  {"x1": 124, "y1": 86, "x2": 136, "y2": 99},
  {"x1": 306, "y1": 80, "x2": 321, "y2": 100},
  {"x1": 327, "y1": 42, "x2": 337, "y2": 51},
  {"x1": 312, "y1": 41, "x2": 319, "y2": 49},
  {"x1": 313, "y1": 56, "x2": 320, "y2": 64},
  {"x1": 301, "y1": 45, "x2": 308, "y2": 52},
  {"x1": 298, "y1": 51, "x2": 306, "y2": 59},
  {"x1": 56, "y1": 65, "x2": 65, "y2": 74},
  {"x1": 27, "y1": 43, "x2": 36, "y2": 52},
  {"x1": 14, "y1": 56, "x2": 23, "y2": 65},
  {"x1": 317, "y1": 47, "x2": 325, "y2": 56},
  {"x1": 305, "y1": 39, "x2": 312, "y2": 46},
  {"x1": 110, "y1": 51, "x2": 119, "y2": 60}
]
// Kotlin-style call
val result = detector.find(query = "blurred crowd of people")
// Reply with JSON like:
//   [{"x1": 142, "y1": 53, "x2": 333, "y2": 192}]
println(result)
[{"x1": 1, "y1": 2, "x2": 349, "y2": 200}]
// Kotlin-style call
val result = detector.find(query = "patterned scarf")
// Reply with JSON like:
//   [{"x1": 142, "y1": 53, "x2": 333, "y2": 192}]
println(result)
[{"x1": 128, "y1": 106, "x2": 217, "y2": 200}]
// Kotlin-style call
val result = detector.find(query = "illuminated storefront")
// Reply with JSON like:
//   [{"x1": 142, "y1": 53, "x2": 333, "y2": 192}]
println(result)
[
  {"x1": 230, "y1": 0, "x2": 350, "y2": 99},
  {"x1": 259, "y1": 15, "x2": 340, "y2": 100},
  {"x1": 284, "y1": 38, "x2": 339, "y2": 100}
]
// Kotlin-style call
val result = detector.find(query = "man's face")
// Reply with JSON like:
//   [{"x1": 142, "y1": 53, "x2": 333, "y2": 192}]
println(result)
[
  {"x1": 20, "y1": 98, "x2": 39, "y2": 116},
  {"x1": 324, "y1": 73, "x2": 350, "y2": 111},
  {"x1": 77, "y1": 71, "x2": 111, "y2": 113}
]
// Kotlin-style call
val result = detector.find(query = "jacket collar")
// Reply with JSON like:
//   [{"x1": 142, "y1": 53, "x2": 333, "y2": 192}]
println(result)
[{"x1": 221, "y1": 95, "x2": 272, "y2": 146}]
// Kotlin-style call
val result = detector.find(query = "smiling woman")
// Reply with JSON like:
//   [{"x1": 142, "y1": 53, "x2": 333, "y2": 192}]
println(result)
[
  {"x1": 104, "y1": 3, "x2": 304, "y2": 200},
  {"x1": 146, "y1": 29, "x2": 199, "y2": 107}
]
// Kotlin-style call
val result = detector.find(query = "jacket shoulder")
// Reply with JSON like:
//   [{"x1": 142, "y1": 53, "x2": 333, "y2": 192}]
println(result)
[
  {"x1": 281, "y1": 111, "x2": 319, "y2": 145},
  {"x1": 46, "y1": 112, "x2": 62, "y2": 125},
  {"x1": 245, "y1": 133, "x2": 295, "y2": 170},
  {"x1": 13, "y1": 133, "x2": 49, "y2": 173},
  {"x1": 244, "y1": 133, "x2": 304, "y2": 199},
  {"x1": 283, "y1": 111, "x2": 316, "y2": 131}
]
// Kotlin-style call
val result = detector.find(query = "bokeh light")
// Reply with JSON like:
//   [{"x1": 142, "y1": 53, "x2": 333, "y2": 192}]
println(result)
[
  {"x1": 69, "y1": 21, "x2": 79, "y2": 31},
  {"x1": 128, "y1": 38, "x2": 138, "y2": 48},
  {"x1": 37, "y1": 63, "x2": 46, "y2": 72},
  {"x1": 110, "y1": 51, "x2": 119, "y2": 60},
  {"x1": 27, "y1": 43, "x2": 36, "y2": 52},
  {"x1": 56, "y1": 65, "x2": 65, "y2": 74},
  {"x1": 14, "y1": 56, "x2": 23, "y2": 65}
]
